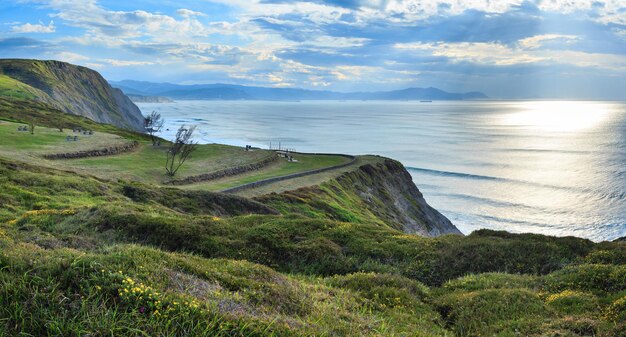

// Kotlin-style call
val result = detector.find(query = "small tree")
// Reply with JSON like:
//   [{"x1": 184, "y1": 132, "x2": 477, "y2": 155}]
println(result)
[
  {"x1": 144, "y1": 111, "x2": 164, "y2": 146},
  {"x1": 29, "y1": 122, "x2": 35, "y2": 135},
  {"x1": 165, "y1": 125, "x2": 197, "y2": 177}
]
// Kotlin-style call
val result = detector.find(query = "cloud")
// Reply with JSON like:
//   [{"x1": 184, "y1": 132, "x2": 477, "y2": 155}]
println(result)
[
  {"x1": 518, "y1": 34, "x2": 580, "y2": 49},
  {"x1": 5, "y1": 0, "x2": 626, "y2": 97},
  {"x1": 11, "y1": 21, "x2": 56, "y2": 33},
  {"x1": 55, "y1": 51, "x2": 89, "y2": 63},
  {"x1": 22, "y1": 0, "x2": 212, "y2": 41},
  {"x1": 0, "y1": 37, "x2": 51, "y2": 49},
  {"x1": 102, "y1": 59, "x2": 155, "y2": 66},
  {"x1": 394, "y1": 41, "x2": 626, "y2": 71},
  {"x1": 176, "y1": 9, "x2": 206, "y2": 18}
]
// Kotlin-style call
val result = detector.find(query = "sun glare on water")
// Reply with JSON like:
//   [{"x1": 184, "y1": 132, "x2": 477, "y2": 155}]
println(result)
[{"x1": 501, "y1": 101, "x2": 610, "y2": 132}]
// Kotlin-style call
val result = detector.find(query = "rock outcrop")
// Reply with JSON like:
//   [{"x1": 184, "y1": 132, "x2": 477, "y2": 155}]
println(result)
[{"x1": 0, "y1": 59, "x2": 145, "y2": 131}]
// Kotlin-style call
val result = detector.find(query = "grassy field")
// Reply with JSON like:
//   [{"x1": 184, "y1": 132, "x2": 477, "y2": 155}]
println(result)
[
  {"x1": 182, "y1": 153, "x2": 352, "y2": 191},
  {"x1": 0, "y1": 119, "x2": 352, "y2": 189},
  {"x1": 234, "y1": 155, "x2": 385, "y2": 197},
  {"x1": 68, "y1": 143, "x2": 273, "y2": 184},
  {"x1": 0, "y1": 120, "x2": 130, "y2": 153}
]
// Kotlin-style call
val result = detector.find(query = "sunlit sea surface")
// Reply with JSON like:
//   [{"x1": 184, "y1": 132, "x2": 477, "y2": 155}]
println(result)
[{"x1": 137, "y1": 100, "x2": 626, "y2": 241}]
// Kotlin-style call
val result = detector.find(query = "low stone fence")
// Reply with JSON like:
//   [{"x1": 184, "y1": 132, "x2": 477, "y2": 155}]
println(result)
[
  {"x1": 166, "y1": 153, "x2": 280, "y2": 185},
  {"x1": 42, "y1": 141, "x2": 139, "y2": 160},
  {"x1": 221, "y1": 153, "x2": 356, "y2": 194}
]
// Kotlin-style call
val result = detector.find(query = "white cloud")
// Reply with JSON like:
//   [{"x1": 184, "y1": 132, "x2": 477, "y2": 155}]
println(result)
[
  {"x1": 55, "y1": 51, "x2": 89, "y2": 63},
  {"x1": 395, "y1": 41, "x2": 626, "y2": 71},
  {"x1": 518, "y1": 34, "x2": 580, "y2": 49},
  {"x1": 11, "y1": 21, "x2": 56, "y2": 33},
  {"x1": 176, "y1": 9, "x2": 206, "y2": 18},
  {"x1": 102, "y1": 59, "x2": 155, "y2": 66}
]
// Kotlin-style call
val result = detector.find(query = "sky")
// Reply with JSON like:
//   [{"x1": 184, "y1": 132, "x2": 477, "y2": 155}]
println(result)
[{"x1": 1, "y1": 0, "x2": 626, "y2": 99}]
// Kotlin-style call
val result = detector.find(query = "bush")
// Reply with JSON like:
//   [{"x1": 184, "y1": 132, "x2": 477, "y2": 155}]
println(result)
[
  {"x1": 584, "y1": 248, "x2": 626, "y2": 265},
  {"x1": 545, "y1": 290, "x2": 599, "y2": 315},
  {"x1": 543, "y1": 264, "x2": 626, "y2": 293},
  {"x1": 327, "y1": 272, "x2": 430, "y2": 309},
  {"x1": 435, "y1": 289, "x2": 549, "y2": 336},
  {"x1": 442, "y1": 273, "x2": 539, "y2": 292},
  {"x1": 605, "y1": 296, "x2": 626, "y2": 322}
]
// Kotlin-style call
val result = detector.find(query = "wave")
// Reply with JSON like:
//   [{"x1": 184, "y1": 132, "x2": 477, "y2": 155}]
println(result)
[{"x1": 407, "y1": 166, "x2": 626, "y2": 202}]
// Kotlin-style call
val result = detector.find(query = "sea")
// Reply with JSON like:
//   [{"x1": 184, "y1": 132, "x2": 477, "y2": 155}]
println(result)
[{"x1": 136, "y1": 100, "x2": 626, "y2": 242}]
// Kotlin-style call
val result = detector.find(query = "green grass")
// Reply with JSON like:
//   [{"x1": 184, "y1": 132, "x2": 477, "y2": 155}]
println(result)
[
  {"x1": 1, "y1": 153, "x2": 626, "y2": 336},
  {"x1": 0, "y1": 74, "x2": 42, "y2": 100},
  {"x1": 0, "y1": 118, "x2": 350, "y2": 188},
  {"x1": 0, "y1": 121, "x2": 129, "y2": 153},
  {"x1": 184, "y1": 153, "x2": 351, "y2": 191},
  {"x1": 0, "y1": 96, "x2": 149, "y2": 140},
  {"x1": 69, "y1": 143, "x2": 273, "y2": 185}
]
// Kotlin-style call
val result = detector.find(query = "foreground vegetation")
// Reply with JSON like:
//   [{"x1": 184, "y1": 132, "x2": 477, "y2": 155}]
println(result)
[{"x1": 1, "y1": 152, "x2": 625, "y2": 336}]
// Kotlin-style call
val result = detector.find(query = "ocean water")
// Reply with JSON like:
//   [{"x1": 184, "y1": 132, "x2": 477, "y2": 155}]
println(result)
[{"x1": 137, "y1": 100, "x2": 626, "y2": 241}]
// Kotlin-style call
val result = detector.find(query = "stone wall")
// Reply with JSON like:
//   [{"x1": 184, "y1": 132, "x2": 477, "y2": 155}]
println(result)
[{"x1": 43, "y1": 141, "x2": 139, "y2": 159}]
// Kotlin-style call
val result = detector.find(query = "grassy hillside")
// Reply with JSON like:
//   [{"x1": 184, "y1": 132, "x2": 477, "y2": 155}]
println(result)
[
  {"x1": 0, "y1": 117, "x2": 350, "y2": 190},
  {"x1": 0, "y1": 59, "x2": 144, "y2": 131},
  {"x1": 0, "y1": 99, "x2": 625, "y2": 335},
  {"x1": 0, "y1": 96, "x2": 148, "y2": 140},
  {"x1": 0, "y1": 158, "x2": 625, "y2": 336},
  {"x1": 0, "y1": 74, "x2": 44, "y2": 99}
]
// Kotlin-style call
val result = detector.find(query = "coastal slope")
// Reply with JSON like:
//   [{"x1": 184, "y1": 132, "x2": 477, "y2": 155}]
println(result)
[
  {"x1": 0, "y1": 59, "x2": 144, "y2": 131},
  {"x1": 258, "y1": 159, "x2": 461, "y2": 237}
]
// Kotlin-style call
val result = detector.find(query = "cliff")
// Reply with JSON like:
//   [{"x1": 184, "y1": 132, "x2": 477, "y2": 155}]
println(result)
[
  {"x1": 0, "y1": 59, "x2": 144, "y2": 131},
  {"x1": 257, "y1": 159, "x2": 461, "y2": 237}
]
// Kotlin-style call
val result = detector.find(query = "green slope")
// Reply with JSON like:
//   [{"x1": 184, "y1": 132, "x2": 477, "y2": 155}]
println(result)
[
  {"x1": 0, "y1": 157, "x2": 625, "y2": 336},
  {"x1": 0, "y1": 74, "x2": 44, "y2": 99},
  {"x1": 0, "y1": 59, "x2": 144, "y2": 131}
]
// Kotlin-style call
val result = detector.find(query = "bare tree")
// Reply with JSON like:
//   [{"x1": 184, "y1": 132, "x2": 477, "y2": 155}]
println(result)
[
  {"x1": 144, "y1": 111, "x2": 164, "y2": 146},
  {"x1": 165, "y1": 125, "x2": 197, "y2": 177},
  {"x1": 29, "y1": 121, "x2": 35, "y2": 135}
]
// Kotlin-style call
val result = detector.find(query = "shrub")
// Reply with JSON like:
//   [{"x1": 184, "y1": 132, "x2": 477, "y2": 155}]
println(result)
[
  {"x1": 442, "y1": 273, "x2": 539, "y2": 292},
  {"x1": 435, "y1": 289, "x2": 550, "y2": 336},
  {"x1": 545, "y1": 290, "x2": 599, "y2": 315},
  {"x1": 605, "y1": 296, "x2": 626, "y2": 322},
  {"x1": 584, "y1": 248, "x2": 626, "y2": 265},
  {"x1": 328, "y1": 272, "x2": 430, "y2": 310},
  {"x1": 543, "y1": 264, "x2": 626, "y2": 293}
]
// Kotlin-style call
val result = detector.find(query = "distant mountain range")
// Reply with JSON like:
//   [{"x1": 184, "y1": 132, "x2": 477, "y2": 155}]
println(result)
[{"x1": 111, "y1": 80, "x2": 488, "y2": 101}]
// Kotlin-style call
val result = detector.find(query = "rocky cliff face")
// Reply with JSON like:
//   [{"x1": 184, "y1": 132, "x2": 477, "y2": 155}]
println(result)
[
  {"x1": 352, "y1": 159, "x2": 461, "y2": 236},
  {"x1": 258, "y1": 159, "x2": 461, "y2": 237},
  {"x1": 0, "y1": 59, "x2": 144, "y2": 131}
]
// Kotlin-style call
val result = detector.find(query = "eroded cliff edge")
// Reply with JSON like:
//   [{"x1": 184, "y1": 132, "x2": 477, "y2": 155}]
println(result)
[{"x1": 257, "y1": 158, "x2": 462, "y2": 237}]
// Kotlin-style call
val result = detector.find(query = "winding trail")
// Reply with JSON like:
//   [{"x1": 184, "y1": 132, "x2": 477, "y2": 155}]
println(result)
[
  {"x1": 221, "y1": 152, "x2": 356, "y2": 194},
  {"x1": 165, "y1": 152, "x2": 279, "y2": 185}
]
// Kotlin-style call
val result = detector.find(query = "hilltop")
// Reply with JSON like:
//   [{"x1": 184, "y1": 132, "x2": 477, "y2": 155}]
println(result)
[
  {"x1": 0, "y1": 59, "x2": 144, "y2": 131},
  {"x1": 112, "y1": 80, "x2": 488, "y2": 101}
]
